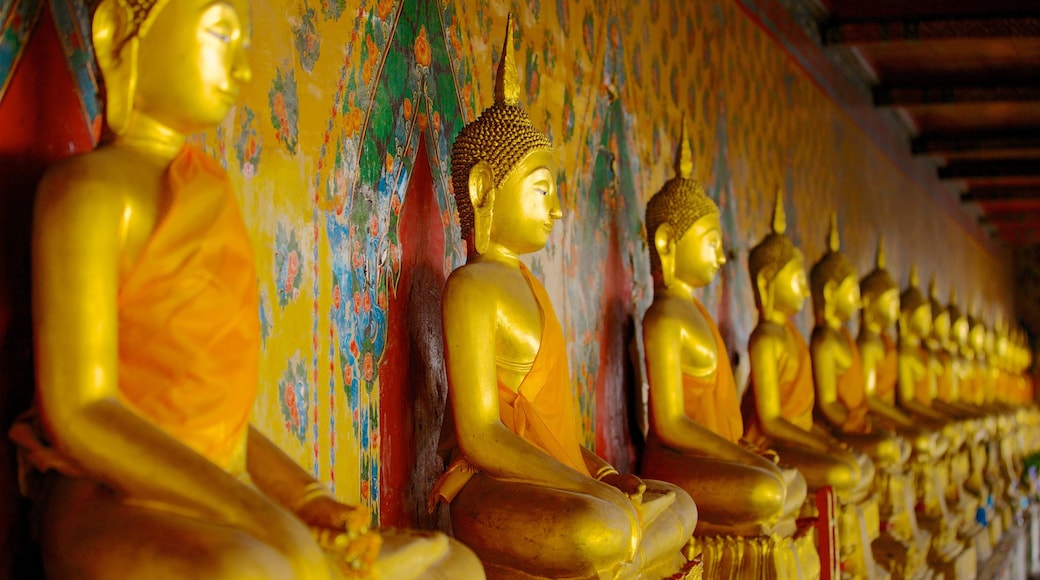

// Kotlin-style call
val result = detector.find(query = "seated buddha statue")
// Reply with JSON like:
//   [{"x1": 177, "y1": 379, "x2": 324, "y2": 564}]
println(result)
[
  {"x1": 743, "y1": 196, "x2": 872, "y2": 505},
  {"x1": 638, "y1": 121, "x2": 812, "y2": 576},
  {"x1": 7, "y1": 1, "x2": 482, "y2": 577},
  {"x1": 808, "y1": 216, "x2": 908, "y2": 468},
  {"x1": 429, "y1": 17, "x2": 697, "y2": 579}
]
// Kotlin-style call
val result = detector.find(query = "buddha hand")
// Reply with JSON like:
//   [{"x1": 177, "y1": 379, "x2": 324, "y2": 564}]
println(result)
[
  {"x1": 296, "y1": 493, "x2": 372, "y2": 537},
  {"x1": 599, "y1": 472, "x2": 647, "y2": 504}
]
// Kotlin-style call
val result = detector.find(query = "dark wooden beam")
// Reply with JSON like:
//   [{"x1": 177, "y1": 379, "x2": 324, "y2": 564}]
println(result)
[
  {"x1": 938, "y1": 160, "x2": 1040, "y2": 180},
  {"x1": 979, "y1": 210, "x2": 1040, "y2": 225},
  {"x1": 822, "y1": 17, "x2": 1040, "y2": 45},
  {"x1": 916, "y1": 134, "x2": 1040, "y2": 156},
  {"x1": 876, "y1": 85, "x2": 1040, "y2": 106},
  {"x1": 961, "y1": 187, "x2": 1040, "y2": 202}
]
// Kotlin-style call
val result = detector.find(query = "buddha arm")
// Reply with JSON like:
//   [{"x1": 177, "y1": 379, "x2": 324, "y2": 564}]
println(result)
[
  {"x1": 31, "y1": 173, "x2": 318, "y2": 558},
  {"x1": 748, "y1": 331, "x2": 829, "y2": 453},
  {"x1": 896, "y1": 350, "x2": 946, "y2": 423},
  {"x1": 644, "y1": 315, "x2": 781, "y2": 471},
  {"x1": 810, "y1": 329, "x2": 849, "y2": 427},
  {"x1": 859, "y1": 339, "x2": 914, "y2": 427}
]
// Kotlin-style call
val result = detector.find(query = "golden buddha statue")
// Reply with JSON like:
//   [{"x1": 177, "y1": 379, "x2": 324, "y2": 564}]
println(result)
[
  {"x1": 743, "y1": 194, "x2": 879, "y2": 577},
  {"x1": 639, "y1": 122, "x2": 814, "y2": 578},
  {"x1": 430, "y1": 16, "x2": 697, "y2": 579},
  {"x1": 7, "y1": 1, "x2": 481, "y2": 577}
]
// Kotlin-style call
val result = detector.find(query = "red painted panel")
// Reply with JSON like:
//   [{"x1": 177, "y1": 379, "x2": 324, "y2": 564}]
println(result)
[
  {"x1": 378, "y1": 137, "x2": 447, "y2": 528},
  {"x1": 593, "y1": 225, "x2": 638, "y2": 473},
  {"x1": 0, "y1": 5, "x2": 94, "y2": 576}
]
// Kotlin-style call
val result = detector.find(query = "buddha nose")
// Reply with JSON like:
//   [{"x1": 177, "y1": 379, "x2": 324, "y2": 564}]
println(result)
[
  {"x1": 549, "y1": 192, "x2": 563, "y2": 220},
  {"x1": 232, "y1": 49, "x2": 252, "y2": 84}
]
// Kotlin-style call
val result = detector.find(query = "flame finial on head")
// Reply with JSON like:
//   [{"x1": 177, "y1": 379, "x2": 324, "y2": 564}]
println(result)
[
  {"x1": 494, "y1": 13, "x2": 521, "y2": 107},
  {"x1": 909, "y1": 264, "x2": 920, "y2": 289},
  {"x1": 827, "y1": 213, "x2": 840, "y2": 253},
  {"x1": 876, "y1": 234, "x2": 886, "y2": 269},
  {"x1": 676, "y1": 114, "x2": 693, "y2": 179},
  {"x1": 772, "y1": 188, "x2": 786, "y2": 235}
]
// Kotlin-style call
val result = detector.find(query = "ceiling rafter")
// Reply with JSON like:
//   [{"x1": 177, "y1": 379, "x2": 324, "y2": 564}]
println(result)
[
  {"x1": 961, "y1": 187, "x2": 1040, "y2": 202},
  {"x1": 822, "y1": 16, "x2": 1040, "y2": 45},
  {"x1": 916, "y1": 134, "x2": 1040, "y2": 156},
  {"x1": 938, "y1": 160, "x2": 1040, "y2": 180},
  {"x1": 876, "y1": 85, "x2": 1040, "y2": 106}
]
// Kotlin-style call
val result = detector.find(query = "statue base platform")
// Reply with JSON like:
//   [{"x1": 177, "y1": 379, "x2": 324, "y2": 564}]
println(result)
[
  {"x1": 916, "y1": 512, "x2": 976, "y2": 579},
  {"x1": 977, "y1": 521, "x2": 1027, "y2": 579},
  {"x1": 689, "y1": 527, "x2": 819, "y2": 580},
  {"x1": 872, "y1": 530, "x2": 929, "y2": 580}
]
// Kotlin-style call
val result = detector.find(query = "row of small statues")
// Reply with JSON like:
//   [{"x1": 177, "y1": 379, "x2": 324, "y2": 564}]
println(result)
[{"x1": 8, "y1": 2, "x2": 1038, "y2": 579}]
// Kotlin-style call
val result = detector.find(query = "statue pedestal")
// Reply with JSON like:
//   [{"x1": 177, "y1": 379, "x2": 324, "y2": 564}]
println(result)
[
  {"x1": 690, "y1": 529, "x2": 820, "y2": 580},
  {"x1": 977, "y1": 521, "x2": 1028, "y2": 579}
]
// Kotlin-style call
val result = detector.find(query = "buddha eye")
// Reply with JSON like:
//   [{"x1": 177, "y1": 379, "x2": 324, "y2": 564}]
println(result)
[
  {"x1": 207, "y1": 27, "x2": 233, "y2": 43},
  {"x1": 536, "y1": 188, "x2": 549, "y2": 196}
]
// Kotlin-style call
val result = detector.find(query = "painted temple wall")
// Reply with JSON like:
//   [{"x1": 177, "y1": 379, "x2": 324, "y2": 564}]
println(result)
[{"x1": 0, "y1": 0, "x2": 1013, "y2": 549}]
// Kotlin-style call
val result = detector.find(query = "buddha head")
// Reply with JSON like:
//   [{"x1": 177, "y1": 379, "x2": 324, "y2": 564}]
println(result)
[
  {"x1": 451, "y1": 15, "x2": 558, "y2": 258},
  {"x1": 93, "y1": 0, "x2": 252, "y2": 135},
  {"x1": 646, "y1": 117, "x2": 723, "y2": 290},
  {"x1": 928, "y1": 277, "x2": 951, "y2": 351},
  {"x1": 899, "y1": 266, "x2": 931, "y2": 341},
  {"x1": 749, "y1": 190, "x2": 808, "y2": 318},
  {"x1": 994, "y1": 316, "x2": 1009, "y2": 370},
  {"x1": 948, "y1": 289, "x2": 970, "y2": 356},
  {"x1": 859, "y1": 235, "x2": 899, "y2": 331},
  {"x1": 809, "y1": 214, "x2": 860, "y2": 324},
  {"x1": 967, "y1": 307, "x2": 987, "y2": 360}
]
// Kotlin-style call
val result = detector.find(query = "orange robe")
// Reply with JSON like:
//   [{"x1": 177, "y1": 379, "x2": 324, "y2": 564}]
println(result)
[
  {"x1": 430, "y1": 264, "x2": 590, "y2": 507},
  {"x1": 912, "y1": 348, "x2": 933, "y2": 407},
  {"x1": 875, "y1": 334, "x2": 898, "y2": 406},
  {"x1": 835, "y1": 328, "x2": 869, "y2": 433},
  {"x1": 674, "y1": 299, "x2": 743, "y2": 443},
  {"x1": 935, "y1": 352, "x2": 955, "y2": 403},
  {"x1": 12, "y1": 146, "x2": 258, "y2": 482},
  {"x1": 744, "y1": 319, "x2": 815, "y2": 448}
]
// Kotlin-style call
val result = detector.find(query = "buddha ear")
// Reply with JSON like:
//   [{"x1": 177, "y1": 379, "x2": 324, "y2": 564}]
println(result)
[
  {"x1": 654, "y1": 223, "x2": 676, "y2": 288},
  {"x1": 468, "y1": 160, "x2": 495, "y2": 255},
  {"x1": 756, "y1": 271, "x2": 773, "y2": 318},
  {"x1": 94, "y1": 0, "x2": 136, "y2": 135}
]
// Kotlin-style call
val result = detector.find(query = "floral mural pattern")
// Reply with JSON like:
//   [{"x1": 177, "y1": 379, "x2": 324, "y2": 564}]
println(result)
[{"x1": 279, "y1": 353, "x2": 310, "y2": 443}]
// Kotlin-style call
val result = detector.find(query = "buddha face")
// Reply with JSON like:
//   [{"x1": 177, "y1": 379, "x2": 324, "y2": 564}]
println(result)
[
  {"x1": 951, "y1": 316, "x2": 969, "y2": 348},
  {"x1": 909, "y1": 304, "x2": 932, "y2": 338},
  {"x1": 832, "y1": 274, "x2": 861, "y2": 323},
  {"x1": 673, "y1": 214, "x2": 725, "y2": 288},
  {"x1": 969, "y1": 323, "x2": 986, "y2": 354},
  {"x1": 772, "y1": 254, "x2": 809, "y2": 316},
  {"x1": 932, "y1": 311, "x2": 951, "y2": 345},
  {"x1": 135, "y1": 0, "x2": 252, "y2": 134},
  {"x1": 867, "y1": 288, "x2": 900, "y2": 327},
  {"x1": 489, "y1": 149, "x2": 561, "y2": 254}
]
